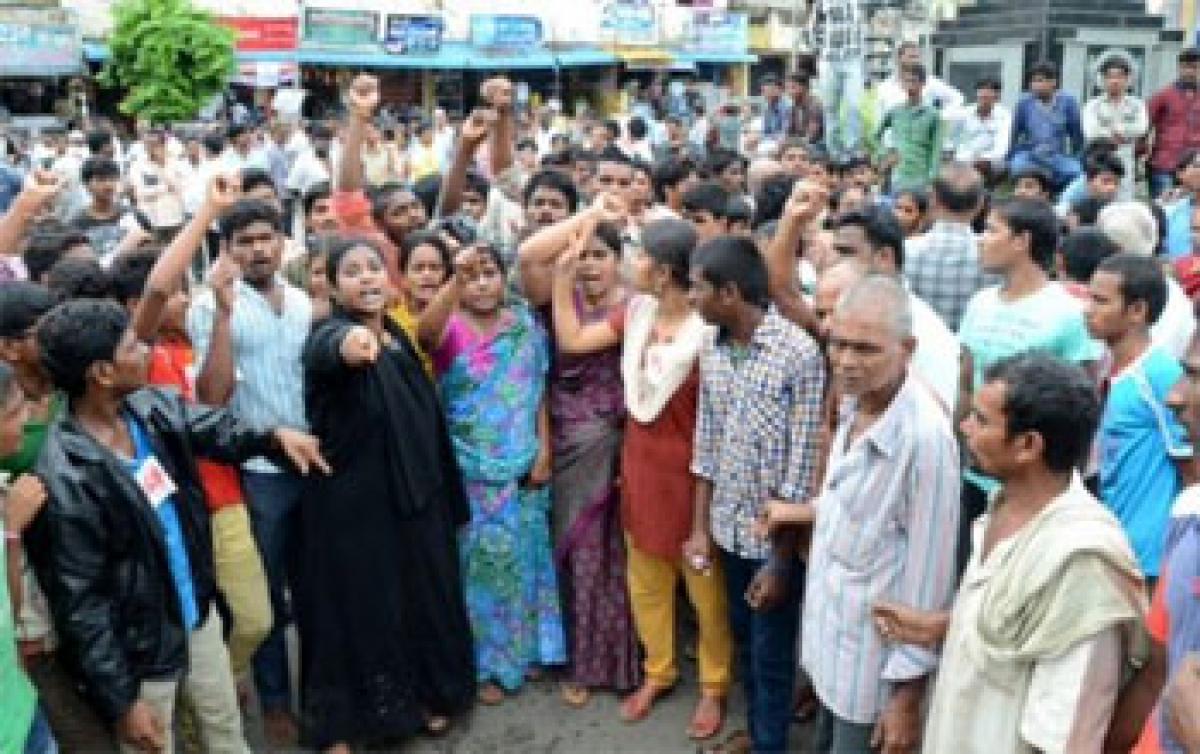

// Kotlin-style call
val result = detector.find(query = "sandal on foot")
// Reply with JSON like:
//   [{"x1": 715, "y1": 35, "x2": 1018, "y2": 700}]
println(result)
[
  {"x1": 620, "y1": 681, "x2": 675, "y2": 723},
  {"x1": 477, "y1": 682, "x2": 505, "y2": 706},
  {"x1": 423, "y1": 713, "x2": 450, "y2": 737},
  {"x1": 699, "y1": 729, "x2": 751, "y2": 754},
  {"x1": 686, "y1": 694, "x2": 725, "y2": 741},
  {"x1": 561, "y1": 683, "x2": 591, "y2": 708}
]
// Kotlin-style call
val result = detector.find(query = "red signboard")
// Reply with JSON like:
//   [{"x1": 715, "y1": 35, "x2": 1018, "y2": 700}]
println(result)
[{"x1": 219, "y1": 17, "x2": 298, "y2": 52}]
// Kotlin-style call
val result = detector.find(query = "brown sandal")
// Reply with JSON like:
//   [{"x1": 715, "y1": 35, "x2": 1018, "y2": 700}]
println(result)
[
  {"x1": 477, "y1": 682, "x2": 505, "y2": 706},
  {"x1": 699, "y1": 729, "x2": 751, "y2": 754},
  {"x1": 560, "y1": 682, "x2": 591, "y2": 708}
]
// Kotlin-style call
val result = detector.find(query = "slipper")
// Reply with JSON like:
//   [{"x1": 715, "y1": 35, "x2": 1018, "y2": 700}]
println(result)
[
  {"x1": 686, "y1": 694, "x2": 725, "y2": 741},
  {"x1": 477, "y1": 682, "x2": 505, "y2": 706},
  {"x1": 423, "y1": 713, "x2": 450, "y2": 737},
  {"x1": 561, "y1": 683, "x2": 591, "y2": 708},
  {"x1": 698, "y1": 729, "x2": 751, "y2": 754},
  {"x1": 620, "y1": 681, "x2": 676, "y2": 722}
]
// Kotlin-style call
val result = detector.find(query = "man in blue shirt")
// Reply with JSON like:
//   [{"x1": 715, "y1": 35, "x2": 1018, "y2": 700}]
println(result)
[
  {"x1": 760, "y1": 74, "x2": 792, "y2": 140},
  {"x1": 1164, "y1": 148, "x2": 1200, "y2": 259},
  {"x1": 1008, "y1": 61, "x2": 1085, "y2": 192},
  {"x1": 1085, "y1": 253, "x2": 1192, "y2": 584}
]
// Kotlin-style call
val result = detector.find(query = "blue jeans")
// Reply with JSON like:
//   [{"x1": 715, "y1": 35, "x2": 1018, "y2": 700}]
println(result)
[
  {"x1": 1151, "y1": 170, "x2": 1176, "y2": 199},
  {"x1": 1008, "y1": 150, "x2": 1081, "y2": 193},
  {"x1": 720, "y1": 549, "x2": 803, "y2": 754},
  {"x1": 819, "y1": 58, "x2": 865, "y2": 160},
  {"x1": 24, "y1": 705, "x2": 57, "y2": 754},
  {"x1": 243, "y1": 469, "x2": 304, "y2": 713}
]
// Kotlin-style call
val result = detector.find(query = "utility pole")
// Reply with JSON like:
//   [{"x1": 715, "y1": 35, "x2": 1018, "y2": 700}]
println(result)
[{"x1": 792, "y1": 0, "x2": 804, "y2": 73}]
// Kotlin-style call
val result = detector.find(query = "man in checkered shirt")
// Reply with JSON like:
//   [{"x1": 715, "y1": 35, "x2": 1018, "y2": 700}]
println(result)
[{"x1": 904, "y1": 162, "x2": 996, "y2": 331}]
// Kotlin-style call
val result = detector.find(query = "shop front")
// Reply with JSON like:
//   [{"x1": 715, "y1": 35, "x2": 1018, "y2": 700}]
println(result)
[
  {"x1": 674, "y1": 9, "x2": 757, "y2": 98},
  {"x1": 220, "y1": 17, "x2": 300, "y2": 118},
  {"x1": 0, "y1": 6, "x2": 84, "y2": 118}
]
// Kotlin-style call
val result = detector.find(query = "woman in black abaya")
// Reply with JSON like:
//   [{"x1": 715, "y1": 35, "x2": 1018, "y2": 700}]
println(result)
[{"x1": 293, "y1": 237, "x2": 474, "y2": 752}]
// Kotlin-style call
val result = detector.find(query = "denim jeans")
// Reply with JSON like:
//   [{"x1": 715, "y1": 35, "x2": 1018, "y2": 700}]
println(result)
[
  {"x1": 720, "y1": 549, "x2": 803, "y2": 754},
  {"x1": 1151, "y1": 170, "x2": 1176, "y2": 199},
  {"x1": 23, "y1": 705, "x2": 57, "y2": 754},
  {"x1": 819, "y1": 58, "x2": 865, "y2": 160},
  {"x1": 1008, "y1": 150, "x2": 1082, "y2": 193},
  {"x1": 243, "y1": 469, "x2": 304, "y2": 713}
]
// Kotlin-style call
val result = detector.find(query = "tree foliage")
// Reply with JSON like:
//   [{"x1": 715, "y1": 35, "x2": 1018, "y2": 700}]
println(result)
[{"x1": 99, "y1": 0, "x2": 236, "y2": 124}]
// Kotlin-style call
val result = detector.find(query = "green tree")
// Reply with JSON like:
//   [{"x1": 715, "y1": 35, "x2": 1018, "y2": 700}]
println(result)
[{"x1": 99, "y1": 0, "x2": 236, "y2": 124}]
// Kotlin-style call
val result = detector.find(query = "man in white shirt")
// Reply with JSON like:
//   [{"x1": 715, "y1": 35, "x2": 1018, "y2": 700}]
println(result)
[
  {"x1": 286, "y1": 123, "x2": 333, "y2": 198},
  {"x1": 128, "y1": 130, "x2": 188, "y2": 231},
  {"x1": 947, "y1": 78, "x2": 1012, "y2": 187},
  {"x1": 1083, "y1": 57, "x2": 1149, "y2": 199},
  {"x1": 876, "y1": 41, "x2": 965, "y2": 118},
  {"x1": 222, "y1": 123, "x2": 270, "y2": 174},
  {"x1": 831, "y1": 204, "x2": 963, "y2": 413}
]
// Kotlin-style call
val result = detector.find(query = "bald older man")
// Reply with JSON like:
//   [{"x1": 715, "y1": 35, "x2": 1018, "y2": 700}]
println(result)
[{"x1": 802, "y1": 275, "x2": 960, "y2": 754}]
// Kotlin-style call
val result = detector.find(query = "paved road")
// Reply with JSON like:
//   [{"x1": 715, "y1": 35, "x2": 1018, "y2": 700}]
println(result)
[{"x1": 239, "y1": 636, "x2": 813, "y2": 752}]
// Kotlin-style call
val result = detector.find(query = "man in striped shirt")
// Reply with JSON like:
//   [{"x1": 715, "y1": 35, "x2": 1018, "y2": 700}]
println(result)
[
  {"x1": 801, "y1": 275, "x2": 960, "y2": 753},
  {"x1": 187, "y1": 198, "x2": 313, "y2": 745}
]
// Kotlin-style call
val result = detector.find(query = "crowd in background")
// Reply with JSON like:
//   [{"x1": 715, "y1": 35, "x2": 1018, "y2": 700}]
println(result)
[{"x1": 7, "y1": 35, "x2": 1200, "y2": 754}]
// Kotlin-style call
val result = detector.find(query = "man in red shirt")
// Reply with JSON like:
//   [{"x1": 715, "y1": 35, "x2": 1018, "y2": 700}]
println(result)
[{"x1": 1148, "y1": 47, "x2": 1200, "y2": 198}]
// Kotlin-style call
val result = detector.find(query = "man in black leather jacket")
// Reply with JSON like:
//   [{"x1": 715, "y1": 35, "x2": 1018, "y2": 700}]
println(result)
[{"x1": 24, "y1": 299, "x2": 327, "y2": 752}]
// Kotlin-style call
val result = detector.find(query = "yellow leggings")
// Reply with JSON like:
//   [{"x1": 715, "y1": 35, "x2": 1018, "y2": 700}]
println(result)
[{"x1": 624, "y1": 535, "x2": 733, "y2": 695}]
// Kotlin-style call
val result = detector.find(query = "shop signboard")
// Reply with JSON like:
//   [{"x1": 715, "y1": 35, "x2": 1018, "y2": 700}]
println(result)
[
  {"x1": 0, "y1": 7, "x2": 80, "y2": 76},
  {"x1": 220, "y1": 17, "x2": 299, "y2": 52},
  {"x1": 384, "y1": 14, "x2": 443, "y2": 55},
  {"x1": 302, "y1": 8, "x2": 378, "y2": 48},
  {"x1": 469, "y1": 14, "x2": 542, "y2": 51},
  {"x1": 599, "y1": 0, "x2": 658, "y2": 46},
  {"x1": 680, "y1": 10, "x2": 748, "y2": 55}
]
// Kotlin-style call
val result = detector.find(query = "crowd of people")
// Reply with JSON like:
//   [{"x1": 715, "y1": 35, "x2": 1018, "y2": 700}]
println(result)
[{"x1": 8, "y1": 34, "x2": 1200, "y2": 754}]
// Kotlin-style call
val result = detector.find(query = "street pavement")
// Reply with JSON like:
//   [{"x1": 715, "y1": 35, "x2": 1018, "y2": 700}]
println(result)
[{"x1": 238, "y1": 631, "x2": 814, "y2": 752}]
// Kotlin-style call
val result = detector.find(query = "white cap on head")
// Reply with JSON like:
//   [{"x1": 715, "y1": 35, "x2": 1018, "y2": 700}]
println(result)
[{"x1": 1097, "y1": 201, "x2": 1159, "y2": 257}]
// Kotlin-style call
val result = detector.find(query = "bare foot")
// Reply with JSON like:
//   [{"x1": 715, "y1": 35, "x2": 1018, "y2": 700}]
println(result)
[
  {"x1": 687, "y1": 694, "x2": 725, "y2": 740},
  {"x1": 619, "y1": 681, "x2": 674, "y2": 722}
]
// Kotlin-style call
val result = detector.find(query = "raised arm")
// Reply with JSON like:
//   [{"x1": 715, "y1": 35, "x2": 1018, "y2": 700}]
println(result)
[
  {"x1": 190, "y1": 255, "x2": 240, "y2": 406},
  {"x1": 417, "y1": 246, "x2": 475, "y2": 353},
  {"x1": 765, "y1": 180, "x2": 821, "y2": 335},
  {"x1": 550, "y1": 222, "x2": 622, "y2": 354},
  {"x1": 133, "y1": 172, "x2": 242, "y2": 342},
  {"x1": 0, "y1": 170, "x2": 63, "y2": 257},
  {"x1": 483, "y1": 77, "x2": 516, "y2": 178},
  {"x1": 438, "y1": 108, "x2": 495, "y2": 219},
  {"x1": 338, "y1": 74, "x2": 380, "y2": 196},
  {"x1": 519, "y1": 194, "x2": 623, "y2": 306}
]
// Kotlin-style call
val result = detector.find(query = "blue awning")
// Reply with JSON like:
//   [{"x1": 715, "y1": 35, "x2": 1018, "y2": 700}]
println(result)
[
  {"x1": 675, "y1": 51, "x2": 758, "y2": 64},
  {"x1": 295, "y1": 45, "x2": 472, "y2": 68},
  {"x1": 83, "y1": 41, "x2": 619, "y2": 70},
  {"x1": 552, "y1": 47, "x2": 619, "y2": 67}
]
